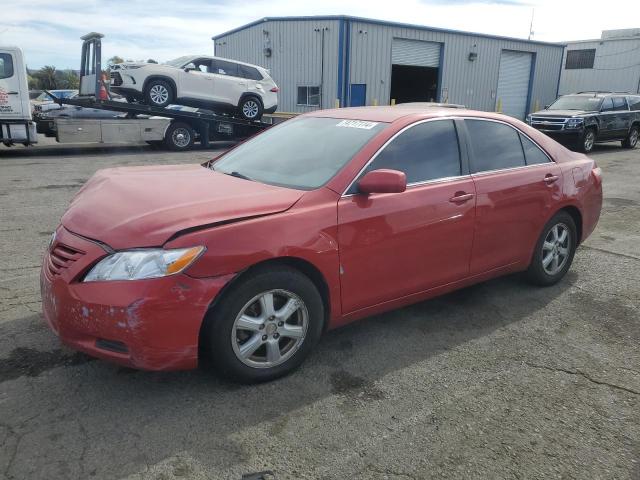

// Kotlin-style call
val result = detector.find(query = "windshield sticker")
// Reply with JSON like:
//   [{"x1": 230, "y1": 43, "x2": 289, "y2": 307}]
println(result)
[{"x1": 336, "y1": 120, "x2": 379, "y2": 130}]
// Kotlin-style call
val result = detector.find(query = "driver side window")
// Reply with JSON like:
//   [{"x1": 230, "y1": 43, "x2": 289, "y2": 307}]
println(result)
[
  {"x1": 600, "y1": 97, "x2": 614, "y2": 112},
  {"x1": 350, "y1": 120, "x2": 461, "y2": 193},
  {"x1": 193, "y1": 59, "x2": 212, "y2": 73}
]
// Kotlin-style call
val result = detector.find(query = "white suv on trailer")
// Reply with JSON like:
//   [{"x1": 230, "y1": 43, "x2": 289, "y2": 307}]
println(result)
[{"x1": 110, "y1": 56, "x2": 278, "y2": 121}]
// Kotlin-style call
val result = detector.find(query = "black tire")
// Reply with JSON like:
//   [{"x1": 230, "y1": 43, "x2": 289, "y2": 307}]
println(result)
[
  {"x1": 579, "y1": 128, "x2": 596, "y2": 153},
  {"x1": 125, "y1": 94, "x2": 137, "y2": 104},
  {"x1": 144, "y1": 79, "x2": 174, "y2": 107},
  {"x1": 202, "y1": 266, "x2": 324, "y2": 383},
  {"x1": 622, "y1": 125, "x2": 639, "y2": 149},
  {"x1": 164, "y1": 122, "x2": 195, "y2": 151},
  {"x1": 526, "y1": 211, "x2": 577, "y2": 286},
  {"x1": 238, "y1": 95, "x2": 263, "y2": 121}
]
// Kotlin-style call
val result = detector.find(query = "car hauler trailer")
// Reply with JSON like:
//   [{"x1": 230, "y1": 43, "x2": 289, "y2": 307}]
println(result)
[{"x1": 2, "y1": 33, "x2": 275, "y2": 150}]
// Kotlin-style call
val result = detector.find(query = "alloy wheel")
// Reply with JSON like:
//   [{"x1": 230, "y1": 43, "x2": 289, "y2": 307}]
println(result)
[
  {"x1": 541, "y1": 223, "x2": 571, "y2": 276},
  {"x1": 231, "y1": 289, "x2": 309, "y2": 368},
  {"x1": 631, "y1": 129, "x2": 638, "y2": 147},
  {"x1": 171, "y1": 128, "x2": 191, "y2": 148},
  {"x1": 242, "y1": 100, "x2": 259, "y2": 119},
  {"x1": 584, "y1": 131, "x2": 595, "y2": 151},
  {"x1": 149, "y1": 85, "x2": 169, "y2": 105}
]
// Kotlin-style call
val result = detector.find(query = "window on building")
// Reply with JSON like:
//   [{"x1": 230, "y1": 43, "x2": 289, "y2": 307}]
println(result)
[
  {"x1": 297, "y1": 86, "x2": 321, "y2": 106},
  {"x1": 612, "y1": 96, "x2": 628, "y2": 111},
  {"x1": 565, "y1": 49, "x2": 596, "y2": 69},
  {"x1": 520, "y1": 134, "x2": 551, "y2": 165},
  {"x1": 357, "y1": 120, "x2": 461, "y2": 187},
  {"x1": 212, "y1": 59, "x2": 239, "y2": 77},
  {"x1": 0, "y1": 53, "x2": 14, "y2": 80},
  {"x1": 466, "y1": 119, "x2": 525, "y2": 172}
]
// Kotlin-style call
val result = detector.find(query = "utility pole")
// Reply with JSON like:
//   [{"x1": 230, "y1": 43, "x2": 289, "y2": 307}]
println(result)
[{"x1": 528, "y1": 8, "x2": 535, "y2": 41}]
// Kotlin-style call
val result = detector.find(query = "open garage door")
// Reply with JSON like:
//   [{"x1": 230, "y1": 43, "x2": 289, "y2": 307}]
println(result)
[
  {"x1": 390, "y1": 39, "x2": 441, "y2": 104},
  {"x1": 496, "y1": 50, "x2": 533, "y2": 119}
]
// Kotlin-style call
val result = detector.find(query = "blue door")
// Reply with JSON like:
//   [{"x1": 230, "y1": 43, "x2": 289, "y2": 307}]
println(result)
[{"x1": 350, "y1": 84, "x2": 366, "y2": 107}]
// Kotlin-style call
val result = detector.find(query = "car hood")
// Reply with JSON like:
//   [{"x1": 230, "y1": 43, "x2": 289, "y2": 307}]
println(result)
[
  {"x1": 532, "y1": 109, "x2": 596, "y2": 117},
  {"x1": 61, "y1": 164, "x2": 305, "y2": 249}
]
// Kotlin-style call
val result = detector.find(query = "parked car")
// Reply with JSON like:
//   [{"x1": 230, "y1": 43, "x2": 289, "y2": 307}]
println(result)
[
  {"x1": 31, "y1": 89, "x2": 78, "y2": 114},
  {"x1": 527, "y1": 92, "x2": 640, "y2": 152},
  {"x1": 40, "y1": 106, "x2": 602, "y2": 383},
  {"x1": 34, "y1": 105, "x2": 126, "y2": 137},
  {"x1": 110, "y1": 56, "x2": 278, "y2": 120}
]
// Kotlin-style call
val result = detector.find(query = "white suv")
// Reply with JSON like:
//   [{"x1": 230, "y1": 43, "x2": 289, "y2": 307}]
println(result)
[{"x1": 110, "y1": 56, "x2": 278, "y2": 121}]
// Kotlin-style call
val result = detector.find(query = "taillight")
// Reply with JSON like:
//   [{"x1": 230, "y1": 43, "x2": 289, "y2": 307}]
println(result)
[
  {"x1": 270, "y1": 87, "x2": 279, "y2": 93},
  {"x1": 591, "y1": 167, "x2": 602, "y2": 186}
]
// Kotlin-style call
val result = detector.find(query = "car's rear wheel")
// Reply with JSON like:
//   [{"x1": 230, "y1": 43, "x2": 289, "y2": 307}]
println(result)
[
  {"x1": 579, "y1": 128, "x2": 596, "y2": 153},
  {"x1": 526, "y1": 211, "x2": 577, "y2": 286},
  {"x1": 144, "y1": 79, "x2": 174, "y2": 107},
  {"x1": 622, "y1": 125, "x2": 639, "y2": 149},
  {"x1": 202, "y1": 266, "x2": 324, "y2": 383},
  {"x1": 238, "y1": 96, "x2": 263, "y2": 121},
  {"x1": 164, "y1": 122, "x2": 195, "y2": 151}
]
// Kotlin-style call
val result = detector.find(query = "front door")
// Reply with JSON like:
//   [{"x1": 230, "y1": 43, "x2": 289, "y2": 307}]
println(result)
[
  {"x1": 180, "y1": 58, "x2": 216, "y2": 102},
  {"x1": 0, "y1": 50, "x2": 25, "y2": 119},
  {"x1": 463, "y1": 118, "x2": 563, "y2": 274},
  {"x1": 338, "y1": 119, "x2": 476, "y2": 314}
]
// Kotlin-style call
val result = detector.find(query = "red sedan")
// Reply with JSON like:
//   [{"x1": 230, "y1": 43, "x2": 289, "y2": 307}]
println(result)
[{"x1": 40, "y1": 106, "x2": 602, "y2": 382}]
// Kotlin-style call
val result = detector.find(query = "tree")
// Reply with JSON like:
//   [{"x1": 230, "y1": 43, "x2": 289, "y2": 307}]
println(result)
[
  {"x1": 147, "y1": 59, "x2": 158, "y2": 64},
  {"x1": 107, "y1": 55, "x2": 124, "y2": 66},
  {"x1": 55, "y1": 70, "x2": 80, "y2": 89},
  {"x1": 33, "y1": 66, "x2": 58, "y2": 90}
]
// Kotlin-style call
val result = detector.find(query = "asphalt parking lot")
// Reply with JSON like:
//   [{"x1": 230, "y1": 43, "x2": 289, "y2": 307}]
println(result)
[{"x1": 0, "y1": 137, "x2": 638, "y2": 480}]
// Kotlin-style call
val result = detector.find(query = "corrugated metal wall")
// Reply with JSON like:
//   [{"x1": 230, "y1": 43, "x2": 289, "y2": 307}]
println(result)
[
  {"x1": 559, "y1": 38, "x2": 640, "y2": 95},
  {"x1": 214, "y1": 18, "x2": 564, "y2": 114},
  {"x1": 214, "y1": 19, "x2": 341, "y2": 113}
]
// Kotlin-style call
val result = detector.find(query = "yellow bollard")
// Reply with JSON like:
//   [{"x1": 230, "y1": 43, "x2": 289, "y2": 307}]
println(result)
[
  {"x1": 373, "y1": 99, "x2": 378, "y2": 106},
  {"x1": 390, "y1": 98, "x2": 396, "y2": 106},
  {"x1": 496, "y1": 98, "x2": 502, "y2": 113},
  {"x1": 534, "y1": 100, "x2": 540, "y2": 112},
  {"x1": 335, "y1": 99, "x2": 340, "y2": 108}
]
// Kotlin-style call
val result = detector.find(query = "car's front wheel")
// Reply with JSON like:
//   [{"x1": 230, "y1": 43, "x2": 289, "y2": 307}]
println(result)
[
  {"x1": 144, "y1": 79, "x2": 174, "y2": 108},
  {"x1": 238, "y1": 96, "x2": 263, "y2": 121},
  {"x1": 579, "y1": 128, "x2": 596, "y2": 153},
  {"x1": 622, "y1": 125, "x2": 639, "y2": 149},
  {"x1": 526, "y1": 211, "x2": 577, "y2": 286},
  {"x1": 203, "y1": 266, "x2": 324, "y2": 383}
]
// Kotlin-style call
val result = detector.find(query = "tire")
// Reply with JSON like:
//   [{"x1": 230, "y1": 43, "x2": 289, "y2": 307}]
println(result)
[
  {"x1": 164, "y1": 122, "x2": 195, "y2": 151},
  {"x1": 579, "y1": 128, "x2": 596, "y2": 153},
  {"x1": 526, "y1": 211, "x2": 577, "y2": 286},
  {"x1": 622, "y1": 125, "x2": 639, "y2": 149},
  {"x1": 238, "y1": 96, "x2": 263, "y2": 121},
  {"x1": 202, "y1": 266, "x2": 324, "y2": 383},
  {"x1": 144, "y1": 79, "x2": 174, "y2": 107}
]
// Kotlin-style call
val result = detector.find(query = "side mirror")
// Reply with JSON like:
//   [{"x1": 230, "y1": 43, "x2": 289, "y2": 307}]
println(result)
[
  {"x1": 357, "y1": 169, "x2": 407, "y2": 194},
  {"x1": 184, "y1": 63, "x2": 196, "y2": 72}
]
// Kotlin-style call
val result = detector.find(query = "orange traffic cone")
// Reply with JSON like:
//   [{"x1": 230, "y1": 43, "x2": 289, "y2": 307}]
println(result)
[{"x1": 98, "y1": 73, "x2": 109, "y2": 100}]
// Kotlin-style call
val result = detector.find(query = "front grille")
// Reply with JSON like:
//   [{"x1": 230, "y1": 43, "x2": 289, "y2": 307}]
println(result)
[
  {"x1": 531, "y1": 117, "x2": 567, "y2": 131},
  {"x1": 110, "y1": 72, "x2": 123, "y2": 86},
  {"x1": 47, "y1": 243, "x2": 85, "y2": 277},
  {"x1": 532, "y1": 123, "x2": 565, "y2": 131}
]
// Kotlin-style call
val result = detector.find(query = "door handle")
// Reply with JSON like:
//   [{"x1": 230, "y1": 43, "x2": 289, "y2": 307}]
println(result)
[
  {"x1": 7, "y1": 91, "x2": 18, "y2": 95},
  {"x1": 449, "y1": 192, "x2": 474, "y2": 203},
  {"x1": 543, "y1": 174, "x2": 559, "y2": 184}
]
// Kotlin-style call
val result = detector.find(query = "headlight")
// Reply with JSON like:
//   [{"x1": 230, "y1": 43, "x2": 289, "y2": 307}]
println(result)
[
  {"x1": 83, "y1": 246, "x2": 205, "y2": 282},
  {"x1": 565, "y1": 118, "x2": 584, "y2": 129},
  {"x1": 122, "y1": 65, "x2": 143, "y2": 70}
]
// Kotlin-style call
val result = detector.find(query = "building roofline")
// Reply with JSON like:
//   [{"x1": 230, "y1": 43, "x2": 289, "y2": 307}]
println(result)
[
  {"x1": 212, "y1": 15, "x2": 566, "y2": 47},
  {"x1": 565, "y1": 36, "x2": 640, "y2": 44}
]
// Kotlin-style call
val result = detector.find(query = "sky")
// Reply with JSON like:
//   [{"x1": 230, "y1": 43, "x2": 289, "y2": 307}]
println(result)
[{"x1": 1, "y1": 0, "x2": 638, "y2": 69}]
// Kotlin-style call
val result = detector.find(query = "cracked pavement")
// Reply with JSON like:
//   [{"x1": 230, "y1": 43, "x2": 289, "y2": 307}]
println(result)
[{"x1": 0, "y1": 138, "x2": 638, "y2": 479}]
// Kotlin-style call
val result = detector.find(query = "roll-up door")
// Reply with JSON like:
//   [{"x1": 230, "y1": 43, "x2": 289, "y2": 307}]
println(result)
[
  {"x1": 496, "y1": 50, "x2": 533, "y2": 119},
  {"x1": 392, "y1": 39, "x2": 441, "y2": 67}
]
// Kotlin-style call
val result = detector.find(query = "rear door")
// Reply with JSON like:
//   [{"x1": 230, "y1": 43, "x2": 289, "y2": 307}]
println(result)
[
  {"x1": 337, "y1": 119, "x2": 476, "y2": 313},
  {"x1": 211, "y1": 59, "x2": 246, "y2": 107},
  {"x1": 463, "y1": 118, "x2": 562, "y2": 274},
  {"x1": 0, "y1": 49, "x2": 25, "y2": 119},
  {"x1": 611, "y1": 96, "x2": 631, "y2": 138},
  {"x1": 598, "y1": 97, "x2": 616, "y2": 139}
]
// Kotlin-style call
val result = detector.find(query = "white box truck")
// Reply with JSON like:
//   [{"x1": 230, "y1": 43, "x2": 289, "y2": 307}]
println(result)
[{"x1": 0, "y1": 46, "x2": 38, "y2": 146}]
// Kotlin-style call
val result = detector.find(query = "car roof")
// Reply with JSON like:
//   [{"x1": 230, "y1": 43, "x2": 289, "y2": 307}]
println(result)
[
  {"x1": 305, "y1": 105, "x2": 518, "y2": 123},
  {"x1": 192, "y1": 55, "x2": 266, "y2": 70}
]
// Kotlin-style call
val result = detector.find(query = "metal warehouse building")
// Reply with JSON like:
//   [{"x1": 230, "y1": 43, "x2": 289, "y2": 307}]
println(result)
[
  {"x1": 212, "y1": 16, "x2": 565, "y2": 119},
  {"x1": 559, "y1": 29, "x2": 640, "y2": 95}
]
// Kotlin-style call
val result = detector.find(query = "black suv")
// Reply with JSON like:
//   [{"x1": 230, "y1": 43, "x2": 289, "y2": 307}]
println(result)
[{"x1": 526, "y1": 92, "x2": 640, "y2": 153}]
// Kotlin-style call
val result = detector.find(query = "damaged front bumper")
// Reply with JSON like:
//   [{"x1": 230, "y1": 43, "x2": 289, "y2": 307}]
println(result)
[{"x1": 40, "y1": 226, "x2": 234, "y2": 371}]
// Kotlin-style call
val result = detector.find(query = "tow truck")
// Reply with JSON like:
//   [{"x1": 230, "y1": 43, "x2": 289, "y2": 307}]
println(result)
[{"x1": 2, "y1": 33, "x2": 278, "y2": 151}]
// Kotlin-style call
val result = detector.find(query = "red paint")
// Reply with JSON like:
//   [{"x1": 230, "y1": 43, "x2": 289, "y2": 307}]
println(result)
[{"x1": 41, "y1": 106, "x2": 602, "y2": 371}]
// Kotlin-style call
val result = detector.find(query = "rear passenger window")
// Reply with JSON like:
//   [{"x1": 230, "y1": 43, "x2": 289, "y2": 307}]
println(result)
[
  {"x1": 212, "y1": 59, "x2": 239, "y2": 77},
  {"x1": 0, "y1": 53, "x2": 14, "y2": 79},
  {"x1": 239, "y1": 65, "x2": 263, "y2": 80},
  {"x1": 520, "y1": 134, "x2": 550, "y2": 165},
  {"x1": 360, "y1": 120, "x2": 461, "y2": 186},
  {"x1": 466, "y1": 120, "x2": 525, "y2": 172},
  {"x1": 612, "y1": 97, "x2": 628, "y2": 111},
  {"x1": 628, "y1": 96, "x2": 640, "y2": 111}
]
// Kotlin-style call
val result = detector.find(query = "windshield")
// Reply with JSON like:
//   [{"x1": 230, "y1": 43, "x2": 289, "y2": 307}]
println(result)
[
  {"x1": 212, "y1": 117, "x2": 387, "y2": 190},
  {"x1": 164, "y1": 56, "x2": 195, "y2": 68},
  {"x1": 548, "y1": 95, "x2": 603, "y2": 111}
]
